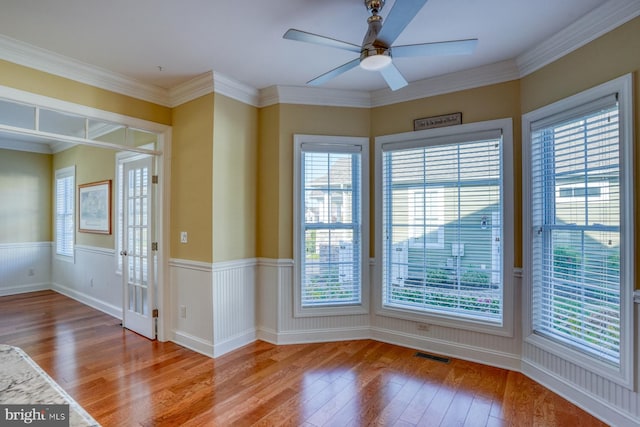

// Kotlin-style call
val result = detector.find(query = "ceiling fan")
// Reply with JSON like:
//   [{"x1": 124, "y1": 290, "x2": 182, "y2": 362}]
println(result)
[{"x1": 283, "y1": 0, "x2": 478, "y2": 91}]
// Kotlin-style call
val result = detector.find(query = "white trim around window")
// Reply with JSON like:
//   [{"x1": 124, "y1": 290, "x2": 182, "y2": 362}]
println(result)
[
  {"x1": 293, "y1": 134, "x2": 370, "y2": 317},
  {"x1": 522, "y1": 74, "x2": 634, "y2": 389},
  {"x1": 374, "y1": 118, "x2": 514, "y2": 337}
]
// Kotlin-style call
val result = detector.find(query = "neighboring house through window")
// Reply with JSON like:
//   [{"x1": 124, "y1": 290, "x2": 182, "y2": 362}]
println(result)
[
  {"x1": 523, "y1": 74, "x2": 634, "y2": 388},
  {"x1": 55, "y1": 166, "x2": 75, "y2": 259},
  {"x1": 375, "y1": 119, "x2": 514, "y2": 335},
  {"x1": 294, "y1": 134, "x2": 369, "y2": 317}
]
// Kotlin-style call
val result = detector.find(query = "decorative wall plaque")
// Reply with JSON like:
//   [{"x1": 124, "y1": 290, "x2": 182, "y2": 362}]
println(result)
[{"x1": 414, "y1": 112, "x2": 462, "y2": 131}]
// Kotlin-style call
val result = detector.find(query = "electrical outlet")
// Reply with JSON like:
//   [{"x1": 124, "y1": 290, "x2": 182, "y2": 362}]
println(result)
[
  {"x1": 90, "y1": 278, "x2": 94, "y2": 287},
  {"x1": 416, "y1": 323, "x2": 430, "y2": 332},
  {"x1": 28, "y1": 268, "x2": 35, "y2": 277},
  {"x1": 180, "y1": 231, "x2": 188, "y2": 244},
  {"x1": 180, "y1": 305, "x2": 187, "y2": 319}
]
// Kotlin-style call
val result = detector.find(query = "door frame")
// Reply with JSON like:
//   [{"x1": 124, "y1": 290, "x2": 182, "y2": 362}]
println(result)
[
  {"x1": 0, "y1": 83, "x2": 172, "y2": 343},
  {"x1": 116, "y1": 151, "x2": 157, "y2": 338},
  {"x1": 115, "y1": 133, "x2": 170, "y2": 341}
]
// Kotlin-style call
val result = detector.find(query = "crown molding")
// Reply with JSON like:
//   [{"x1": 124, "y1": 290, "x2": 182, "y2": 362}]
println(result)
[
  {"x1": 167, "y1": 71, "x2": 214, "y2": 107},
  {"x1": 258, "y1": 85, "x2": 371, "y2": 108},
  {"x1": 212, "y1": 72, "x2": 260, "y2": 107},
  {"x1": 0, "y1": 34, "x2": 171, "y2": 107},
  {"x1": 516, "y1": 0, "x2": 640, "y2": 77},
  {"x1": 370, "y1": 60, "x2": 520, "y2": 107}
]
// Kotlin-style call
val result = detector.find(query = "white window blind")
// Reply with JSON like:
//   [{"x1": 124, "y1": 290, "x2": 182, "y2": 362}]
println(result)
[
  {"x1": 300, "y1": 147, "x2": 362, "y2": 307},
  {"x1": 530, "y1": 96, "x2": 622, "y2": 365},
  {"x1": 382, "y1": 134, "x2": 503, "y2": 323},
  {"x1": 55, "y1": 166, "x2": 75, "y2": 257}
]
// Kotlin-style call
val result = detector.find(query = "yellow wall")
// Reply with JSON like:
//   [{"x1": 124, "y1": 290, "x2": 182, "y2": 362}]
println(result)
[
  {"x1": 521, "y1": 17, "x2": 640, "y2": 114},
  {"x1": 371, "y1": 81, "x2": 521, "y2": 136},
  {"x1": 53, "y1": 145, "x2": 116, "y2": 249},
  {"x1": 0, "y1": 149, "x2": 51, "y2": 243},
  {"x1": 0, "y1": 60, "x2": 171, "y2": 125},
  {"x1": 170, "y1": 94, "x2": 214, "y2": 262},
  {"x1": 257, "y1": 104, "x2": 280, "y2": 259},
  {"x1": 212, "y1": 94, "x2": 258, "y2": 262},
  {"x1": 257, "y1": 104, "x2": 370, "y2": 259}
]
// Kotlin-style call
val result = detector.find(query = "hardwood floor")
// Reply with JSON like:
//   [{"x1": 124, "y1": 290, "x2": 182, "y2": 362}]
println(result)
[{"x1": 0, "y1": 291, "x2": 606, "y2": 427}]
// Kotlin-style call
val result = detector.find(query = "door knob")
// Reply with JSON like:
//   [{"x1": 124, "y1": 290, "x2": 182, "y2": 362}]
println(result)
[{"x1": 120, "y1": 250, "x2": 128, "y2": 256}]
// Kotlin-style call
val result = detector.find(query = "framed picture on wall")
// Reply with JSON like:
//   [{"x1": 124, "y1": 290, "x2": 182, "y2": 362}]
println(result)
[{"x1": 78, "y1": 180, "x2": 111, "y2": 234}]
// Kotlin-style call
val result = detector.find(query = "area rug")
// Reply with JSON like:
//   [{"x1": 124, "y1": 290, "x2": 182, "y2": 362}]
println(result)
[{"x1": 0, "y1": 344, "x2": 100, "y2": 426}]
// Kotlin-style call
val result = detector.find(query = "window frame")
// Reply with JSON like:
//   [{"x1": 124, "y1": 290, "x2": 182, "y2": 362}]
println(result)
[
  {"x1": 374, "y1": 118, "x2": 514, "y2": 336},
  {"x1": 54, "y1": 165, "x2": 75, "y2": 262},
  {"x1": 293, "y1": 134, "x2": 369, "y2": 317},
  {"x1": 522, "y1": 74, "x2": 634, "y2": 388}
]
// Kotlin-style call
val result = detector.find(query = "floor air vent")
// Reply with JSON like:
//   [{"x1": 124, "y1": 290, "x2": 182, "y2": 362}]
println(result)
[{"x1": 414, "y1": 352, "x2": 450, "y2": 363}]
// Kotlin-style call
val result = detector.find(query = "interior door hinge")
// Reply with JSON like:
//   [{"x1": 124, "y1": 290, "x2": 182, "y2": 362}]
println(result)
[
  {"x1": 152, "y1": 175, "x2": 159, "y2": 184},
  {"x1": 152, "y1": 309, "x2": 159, "y2": 318},
  {"x1": 152, "y1": 242, "x2": 158, "y2": 251}
]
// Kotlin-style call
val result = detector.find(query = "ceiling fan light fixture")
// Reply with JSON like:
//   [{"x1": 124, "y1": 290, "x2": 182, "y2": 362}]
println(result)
[{"x1": 360, "y1": 48, "x2": 391, "y2": 71}]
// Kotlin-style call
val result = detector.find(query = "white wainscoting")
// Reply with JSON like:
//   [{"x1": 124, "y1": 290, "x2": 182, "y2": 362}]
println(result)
[
  {"x1": 0, "y1": 242, "x2": 51, "y2": 296},
  {"x1": 51, "y1": 245, "x2": 121, "y2": 319},
  {"x1": 255, "y1": 258, "x2": 284, "y2": 343},
  {"x1": 256, "y1": 258, "x2": 521, "y2": 370},
  {"x1": 256, "y1": 258, "x2": 370, "y2": 345},
  {"x1": 212, "y1": 258, "x2": 258, "y2": 357},
  {"x1": 169, "y1": 258, "x2": 214, "y2": 357},
  {"x1": 370, "y1": 262, "x2": 522, "y2": 371},
  {"x1": 521, "y1": 308, "x2": 640, "y2": 426}
]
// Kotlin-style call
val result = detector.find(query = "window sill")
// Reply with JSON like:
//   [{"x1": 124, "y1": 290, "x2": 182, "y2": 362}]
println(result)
[
  {"x1": 376, "y1": 304, "x2": 512, "y2": 337},
  {"x1": 294, "y1": 303, "x2": 369, "y2": 318}
]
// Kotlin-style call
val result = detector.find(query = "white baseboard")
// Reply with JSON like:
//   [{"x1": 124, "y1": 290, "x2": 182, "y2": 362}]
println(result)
[
  {"x1": 256, "y1": 327, "x2": 278, "y2": 345},
  {"x1": 52, "y1": 283, "x2": 121, "y2": 319},
  {"x1": 253, "y1": 323, "x2": 520, "y2": 372},
  {"x1": 172, "y1": 329, "x2": 214, "y2": 358},
  {"x1": 371, "y1": 326, "x2": 521, "y2": 372},
  {"x1": 213, "y1": 329, "x2": 258, "y2": 358},
  {"x1": 521, "y1": 360, "x2": 637, "y2": 427},
  {"x1": 270, "y1": 326, "x2": 371, "y2": 345},
  {"x1": 0, "y1": 283, "x2": 50, "y2": 297}
]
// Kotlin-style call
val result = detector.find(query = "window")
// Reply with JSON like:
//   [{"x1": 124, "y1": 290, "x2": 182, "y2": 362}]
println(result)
[
  {"x1": 376, "y1": 119, "x2": 513, "y2": 334},
  {"x1": 55, "y1": 166, "x2": 75, "y2": 259},
  {"x1": 294, "y1": 135, "x2": 369, "y2": 316},
  {"x1": 523, "y1": 74, "x2": 633, "y2": 387}
]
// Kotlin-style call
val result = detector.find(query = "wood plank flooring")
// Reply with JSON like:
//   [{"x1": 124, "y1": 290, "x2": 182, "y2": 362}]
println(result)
[{"x1": 0, "y1": 291, "x2": 607, "y2": 426}]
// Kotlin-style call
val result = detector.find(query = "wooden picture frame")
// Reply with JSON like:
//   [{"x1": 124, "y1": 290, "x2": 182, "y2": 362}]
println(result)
[{"x1": 78, "y1": 180, "x2": 112, "y2": 234}]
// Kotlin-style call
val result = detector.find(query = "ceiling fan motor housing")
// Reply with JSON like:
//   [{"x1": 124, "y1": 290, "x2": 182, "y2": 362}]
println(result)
[{"x1": 365, "y1": 0, "x2": 385, "y2": 14}]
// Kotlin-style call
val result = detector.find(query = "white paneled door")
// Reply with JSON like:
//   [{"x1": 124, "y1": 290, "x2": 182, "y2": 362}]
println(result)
[{"x1": 121, "y1": 156, "x2": 156, "y2": 339}]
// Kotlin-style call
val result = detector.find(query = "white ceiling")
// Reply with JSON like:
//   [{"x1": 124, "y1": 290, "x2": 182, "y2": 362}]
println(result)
[{"x1": 0, "y1": 0, "x2": 630, "y2": 96}]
